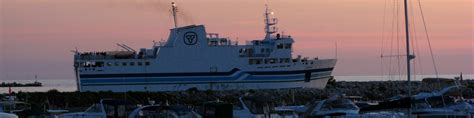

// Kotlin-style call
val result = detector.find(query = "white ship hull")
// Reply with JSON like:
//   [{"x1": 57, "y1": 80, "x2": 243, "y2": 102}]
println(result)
[
  {"x1": 80, "y1": 77, "x2": 330, "y2": 92},
  {"x1": 77, "y1": 66, "x2": 334, "y2": 92}
]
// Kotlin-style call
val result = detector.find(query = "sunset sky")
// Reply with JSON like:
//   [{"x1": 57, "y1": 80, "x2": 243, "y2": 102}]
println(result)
[{"x1": 1, "y1": 0, "x2": 472, "y2": 80}]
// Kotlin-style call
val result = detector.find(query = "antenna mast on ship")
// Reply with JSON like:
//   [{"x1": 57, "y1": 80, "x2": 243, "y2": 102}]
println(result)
[
  {"x1": 264, "y1": 5, "x2": 278, "y2": 40},
  {"x1": 171, "y1": 2, "x2": 178, "y2": 28}
]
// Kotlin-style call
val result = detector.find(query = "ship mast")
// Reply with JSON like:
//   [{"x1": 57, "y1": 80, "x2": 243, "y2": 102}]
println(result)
[
  {"x1": 264, "y1": 5, "x2": 277, "y2": 40},
  {"x1": 171, "y1": 2, "x2": 178, "y2": 28}
]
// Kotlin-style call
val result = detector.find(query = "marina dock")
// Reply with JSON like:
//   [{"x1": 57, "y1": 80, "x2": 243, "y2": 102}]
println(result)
[{"x1": 2, "y1": 80, "x2": 473, "y2": 117}]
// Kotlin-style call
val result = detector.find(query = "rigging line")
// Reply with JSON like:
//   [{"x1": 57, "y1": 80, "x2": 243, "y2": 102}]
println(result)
[
  {"x1": 396, "y1": 0, "x2": 402, "y2": 81},
  {"x1": 408, "y1": 0, "x2": 418, "y2": 81},
  {"x1": 388, "y1": 0, "x2": 397, "y2": 81},
  {"x1": 418, "y1": 0, "x2": 448, "y2": 117},
  {"x1": 417, "y1": 0, "x2": 439, "y2": 78},
  {"x1": 393, "y1": 0, "x2": 400, "y2": 81},
  {"x1": 417, "y1": 0, "x2": 448, "y2": 116},
  {"x1": 409, "y1": 0, "x2": 425, "y2": 81},
  {"x1": 380, "y1": 0, "x2": 387, "y2": 77},
  {"x1": 381, "y1": 0, "x2": 389, "y2": 78},
  {"x1": 409, "y1": 1, "x2": 423, "y2": 83}
]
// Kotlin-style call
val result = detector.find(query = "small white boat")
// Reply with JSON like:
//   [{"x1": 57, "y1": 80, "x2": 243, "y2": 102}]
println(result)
[
  {"x1": 361, "y1": 85, "x2": 473, "y2": 118},
  {"x1": 0, "y1": 102, "x2": 18, "y2": 118},
  {"x1": 303, "y1": 96, "x2": 360, "y2": 118},
  {"x1": 128, "y1": 105, "x2": 202, "y2": 118},
  {"x1": 411, "y1": 85, "x2": 473, "y2": 118},
  {"x1": 345, "y1": 96, "x2": 378, "y2": 109},
  {"x1": 0, "y1": 95, "x2": 30, "y2": 117}
]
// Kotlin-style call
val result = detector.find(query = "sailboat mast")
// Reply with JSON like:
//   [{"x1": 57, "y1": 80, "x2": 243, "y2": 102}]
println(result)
[
  {"x1": 404, "y1": 0, "x2": 411, "y2": 97},
  {"x1": 403, "y1": 0, "x2": 412, "y2": 98},
  {"x1": 403, "y1": 0, "x2": 414, "y2": 116}
]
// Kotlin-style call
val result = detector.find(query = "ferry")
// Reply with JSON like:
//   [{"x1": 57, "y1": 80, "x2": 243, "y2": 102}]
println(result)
[{"x1": 73, "y1": 3, "x2": 337, "y2": 92}]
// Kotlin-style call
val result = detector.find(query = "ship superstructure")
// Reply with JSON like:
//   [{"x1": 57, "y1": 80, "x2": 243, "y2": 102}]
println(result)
[{"x1": 73, "y1": 4, "x2": 337, "y2": 92}]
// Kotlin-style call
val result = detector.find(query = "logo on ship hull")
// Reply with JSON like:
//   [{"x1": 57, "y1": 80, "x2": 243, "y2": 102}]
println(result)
[{"x1": 183, "y1": 32, "x2": 198, "y2": 45}]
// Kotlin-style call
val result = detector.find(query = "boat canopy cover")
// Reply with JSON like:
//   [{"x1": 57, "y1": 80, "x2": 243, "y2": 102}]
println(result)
[{"x1": 359, "y1": 97, "x2": 411, "y2": 112}]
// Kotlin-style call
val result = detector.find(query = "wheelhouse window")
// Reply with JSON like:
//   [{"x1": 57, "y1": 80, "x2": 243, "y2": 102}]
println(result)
[
  {"x1": 83, "y1": 61, "x2": 104, "y2": 67},
  {"x1": 122, "y1": 62, "x2": 127, "y2": 66},
  {"x1": 137, "y1": 62, "x2": 143, "y2": 66},
  {"x1": 145, "y1": 62, "x2": 150, "y2": 66},
  {"x1": 249, "y1": 59, "x2": 263, "y2": 65},
  {"x1": 130, "y1": 62, "x2": 135, "y2": 66},
  {"x1": 276, "y1": 43, "x2": 284, "y2": 49}
]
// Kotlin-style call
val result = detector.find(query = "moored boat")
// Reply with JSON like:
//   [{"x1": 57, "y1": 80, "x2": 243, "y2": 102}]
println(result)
[{"x1": 302, "y1": 95, "x2": 360, "y2": 118}]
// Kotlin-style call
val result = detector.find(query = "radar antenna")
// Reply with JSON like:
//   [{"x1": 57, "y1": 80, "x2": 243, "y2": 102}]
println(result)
[{"x1": 264, "y1": 4, "x2": 278, "y2": 40}]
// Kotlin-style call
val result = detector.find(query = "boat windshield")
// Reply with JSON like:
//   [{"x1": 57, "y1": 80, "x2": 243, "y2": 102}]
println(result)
[
  {"x1": 426, "y1": 96, "x2": 457, "y2": 108},
  {"x1": 84, "y1": 104, "x2": 102, "y2": 113},
  {"x1": 243, "y1": 99, "x2": 276, "y2": 114},
  {"x1": 131, "y1": 106, "x2": 175, "y2": 118},
  {"x1": 321, "y1": 99, "x2": 359, "y2": 111}
]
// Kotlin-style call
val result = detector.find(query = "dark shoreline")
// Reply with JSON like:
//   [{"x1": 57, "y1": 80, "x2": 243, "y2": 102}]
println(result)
[
  {"x1": 0, "y1": 81, "x2": 42, "y2": 87},
  {"x1": 1, "y1": 80, "x2": 473, "y2": 116}
]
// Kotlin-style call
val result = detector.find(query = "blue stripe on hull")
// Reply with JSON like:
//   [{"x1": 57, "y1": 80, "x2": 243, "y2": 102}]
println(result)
[
  {"x1": 81, "y1": 76, "x2": 330, "y2": 86},
  {"x1": 81, "y1": 76, "x2": 237, "y2": 84},
  {"x1": 79, "y1": 68, "x2": 334, "y2": 78},
  {"x1": 80, "y1": 72, "x2": 332, "y2": 86},
  {"x1": 79, "y1": 77, "x2": 332, "y2": 92},
  {"x1": 246, "y1": 75, "x2": 305, "y2": 81}
]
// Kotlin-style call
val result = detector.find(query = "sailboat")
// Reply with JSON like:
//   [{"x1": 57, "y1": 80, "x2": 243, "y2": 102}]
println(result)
[{"x1": 362, "y1": 0, "x2": 473, "y2": 117}]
